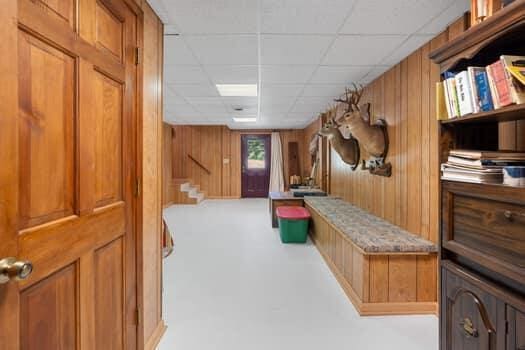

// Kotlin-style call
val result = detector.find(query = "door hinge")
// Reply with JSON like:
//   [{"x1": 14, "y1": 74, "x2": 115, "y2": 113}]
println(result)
[
  {"x1": 135, "y1": 308, "x2": 141, "y2": 325},
  {"x1": 135, "y1": 177, "x2": 141, "y2": 197},
  {"x1": 135, "y1": 47, "x2": 141, "y2": 65}
]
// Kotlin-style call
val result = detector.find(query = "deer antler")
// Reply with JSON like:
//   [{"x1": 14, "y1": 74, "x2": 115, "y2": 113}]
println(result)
[{"x1": 334, "y1": 84, "x2": 364, "y2": 113}]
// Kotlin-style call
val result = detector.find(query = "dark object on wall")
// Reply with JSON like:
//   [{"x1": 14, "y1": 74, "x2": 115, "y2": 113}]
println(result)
[
  {"x1": 318, "y1": 111, "x2": 360, "y2": 169},
  {"x1": 288, "y1": 141, "x2": 300, "y2": 177},
  {"x1": 335, "y1": 85, "x2": 392, "y2": 177}
]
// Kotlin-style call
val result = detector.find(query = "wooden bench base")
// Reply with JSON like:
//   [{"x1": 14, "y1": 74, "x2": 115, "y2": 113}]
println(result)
[{"x1": 307, "y1": 203, "x2": 438, "y2": 316}]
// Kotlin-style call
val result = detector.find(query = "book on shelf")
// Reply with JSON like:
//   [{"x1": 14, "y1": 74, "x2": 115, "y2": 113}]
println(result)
[
  {"x1": 506, "y1": 65, "x2": 525, "y2": 86},
  {"x1": 449, "y1": 149, "x2": 525, "y2": 160},
  {"x1": 441, "y1": 149, "x2": 525, "y2": 185},
  {"x1": 487, "y1": 60, "x2": 513, "y2": 108},
  {"x1": 501, "y1": 55, "x2": 525, "y2": 105},
  {"x1": 468, "y1": 67, "x2": 494, "y2": 113},
  {"x1": 447, "y1": 156, "x2": 525, "y2": 169},
  {"x1": 445, "y1": 77, "x2": 460, "y2": 118},
  {"x1": 455, "y1": 70, "x2": 475, "y2": 116},
  {"x1": 436, "y1": 82, "x2": 449, "y2": 120}
]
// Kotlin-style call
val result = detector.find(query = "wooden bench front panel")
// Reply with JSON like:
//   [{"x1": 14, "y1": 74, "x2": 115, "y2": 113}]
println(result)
[{"x1": 306, "y1": 203, "x2": 437, "y2": 315}]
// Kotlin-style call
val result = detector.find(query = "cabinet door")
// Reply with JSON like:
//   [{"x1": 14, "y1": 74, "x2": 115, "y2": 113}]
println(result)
[
  {"x1": 507, "y1": 306, "x2": 525, "y2": 350},
  {"x1": 442, "y1": 265, "x2": 506, "y2": 350}
]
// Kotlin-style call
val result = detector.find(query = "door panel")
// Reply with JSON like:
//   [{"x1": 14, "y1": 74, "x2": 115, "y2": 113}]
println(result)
[
  {"x1": 0, "y1": 0, "x2": 138, "y2": 349},
  {"x1": 95, "y1": 1, "x2": 124, "y2": 61},
  {"x1": 93, "y1": 70, "x2": 123, "y2": 207},
  {"x1": 18, "y1": 31, "x2": 76, "y2": 229},
  {"x1": 32, "y1": 0, "x2": 76, "y2": 28},
  {"x1": 241, "y1": 135, "x2": 271, "y2": 198},
  {"x1": 20, "y1": 264, "x2": 77, "y2": 350},
  {"x1": 94, "y1": 238, "x2": 124, "y2": 349}
]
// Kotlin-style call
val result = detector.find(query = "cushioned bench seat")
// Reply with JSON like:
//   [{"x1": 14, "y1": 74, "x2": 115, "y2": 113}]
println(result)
[
  {"x1": 303, "y1": 197, "x2": 437, "y2": 254},
  {"x1": 303, "y1": 196, "x2": 438, "y2": 316}
]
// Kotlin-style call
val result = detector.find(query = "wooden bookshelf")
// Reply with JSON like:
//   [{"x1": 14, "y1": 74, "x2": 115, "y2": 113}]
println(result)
[
  {"x1": 430, "y1": 2, "x2": 525, "y2": 349},
  {"x1": 441, "y1": 103, "x2": 525, "y2": 124}
]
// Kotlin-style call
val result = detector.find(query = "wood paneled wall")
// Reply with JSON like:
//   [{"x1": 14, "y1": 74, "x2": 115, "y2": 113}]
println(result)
[
  {"x1": 327, "y1": 24, "x2": 457, "y2": 243},
  {"x1": 322, "y1": 15, "x2": 525, "y2": 244},
  {"x1": 138, "y1": 2, "x2": 166, "y2": 349},
  {"x1": 165, "y1": 125, "x2": 305, "y2": 198}
]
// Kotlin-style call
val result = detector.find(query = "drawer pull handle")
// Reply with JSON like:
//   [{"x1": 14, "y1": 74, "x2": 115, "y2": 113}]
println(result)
[
  {"x1": 504, "y1": 210, "x2": 513, "y2": 220},
  {"x1": 460, "y1": 318, "x2": 479, "y2": 338}
]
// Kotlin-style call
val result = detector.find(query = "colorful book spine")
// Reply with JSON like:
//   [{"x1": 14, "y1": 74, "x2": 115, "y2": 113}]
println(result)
[
  {"x1": 436, "y1": 82, "x2": 449, "y2": 120},
  {"x1": 486, "y1": 64, "x2": 501, "y2": 109},
  {"x1": 488, "y1": 60, "x2": 513, "y2": 107},
  {"x1": 473, "y1": 69, "x2": 494, "y2": 112},
  {"x1": 447, "y1": 78, "x2": 461, "y2": 118},
  {"x1": 455, "y1": 71, "x2": 474, "y2": 116},
  {"x1": 500, "y1": 55, "x2": 525, "y2": 105}
]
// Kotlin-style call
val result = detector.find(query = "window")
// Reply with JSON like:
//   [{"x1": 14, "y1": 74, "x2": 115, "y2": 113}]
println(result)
[{"x1": 247, "y1": 139, "x2": 265, "y2": 169}]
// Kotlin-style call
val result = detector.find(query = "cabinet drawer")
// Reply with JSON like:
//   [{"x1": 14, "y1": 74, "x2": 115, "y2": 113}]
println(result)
[
  {"x1": 441, "y1": 262, "x2": 506, "y2": 350},
  {"x1": 442, "y1": 181, "x2": 525, "y2": 283}
]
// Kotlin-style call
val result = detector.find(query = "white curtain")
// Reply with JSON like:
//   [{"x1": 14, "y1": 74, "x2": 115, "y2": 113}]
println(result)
[{"x1": 269, "y1": 132, "x2": 285, "y2": 193}]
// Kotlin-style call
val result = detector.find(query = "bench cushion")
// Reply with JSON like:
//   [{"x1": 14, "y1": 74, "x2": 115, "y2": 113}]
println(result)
[{"x1": 304, "y1": 197, "x2": 437, "y2": 254}]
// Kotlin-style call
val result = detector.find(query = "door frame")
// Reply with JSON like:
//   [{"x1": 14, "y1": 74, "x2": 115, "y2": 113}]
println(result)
[{"x1": 241, "y1": 134, "x2": 272, "y2": 198}]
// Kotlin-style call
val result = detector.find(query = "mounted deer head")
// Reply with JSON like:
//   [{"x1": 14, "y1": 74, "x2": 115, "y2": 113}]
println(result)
[
  {"x1": 318, "y1": 114, "x2": 360, "y2": 168},
  {"x1": 334, "y1": 85, "x2": 392, "y2": 177}
]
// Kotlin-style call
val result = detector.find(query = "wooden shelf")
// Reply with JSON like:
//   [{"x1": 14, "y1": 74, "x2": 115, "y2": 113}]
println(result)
[
  {"x1": 440, "y1": 103, "x2": 525, "y2": 125},
  {"x1": 429, "y1": 0, "x2": 525, "y2": 71}
]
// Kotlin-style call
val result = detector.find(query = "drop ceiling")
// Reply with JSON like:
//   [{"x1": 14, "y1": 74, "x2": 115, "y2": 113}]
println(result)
[{"x1": 147, "y1": 0, "x2": 469, "y2": 129}]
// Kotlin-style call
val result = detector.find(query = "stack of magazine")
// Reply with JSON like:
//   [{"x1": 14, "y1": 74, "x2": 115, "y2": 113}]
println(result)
[{"x1": 441, "y1": 150, "x2": 525, "y2": 184}]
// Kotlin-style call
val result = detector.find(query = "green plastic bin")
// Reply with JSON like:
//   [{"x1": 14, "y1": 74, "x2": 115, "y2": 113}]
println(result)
[{"x1": 276, "y1": 206, "x2": 311, "y2": 243}]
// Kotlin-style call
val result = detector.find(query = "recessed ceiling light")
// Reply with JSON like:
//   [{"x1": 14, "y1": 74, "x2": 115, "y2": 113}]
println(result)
[
  {"x1": 216, "y1": 84, "x2": 257, "y2": 97},
  {"x1": 232, "y1": 117, "x2": 256, "y2": 123}
]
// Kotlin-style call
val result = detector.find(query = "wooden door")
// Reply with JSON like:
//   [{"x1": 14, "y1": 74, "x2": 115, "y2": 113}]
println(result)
[
  {"x1": 0, "y1": 0, "x2": 139, "y2": 349},
  {"x1": 241, "y1": 135, "x2": 271, "y2": 198}
]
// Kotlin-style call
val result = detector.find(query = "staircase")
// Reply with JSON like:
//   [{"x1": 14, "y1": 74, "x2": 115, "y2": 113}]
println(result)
[{"x1": 173, "y1": 178, "x2": 205, "y2": 204}]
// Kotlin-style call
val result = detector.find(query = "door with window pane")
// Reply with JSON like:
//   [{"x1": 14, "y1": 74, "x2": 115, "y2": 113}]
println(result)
[{"x1": 241, "y1": 135, "x2": 271, "y2": 198}]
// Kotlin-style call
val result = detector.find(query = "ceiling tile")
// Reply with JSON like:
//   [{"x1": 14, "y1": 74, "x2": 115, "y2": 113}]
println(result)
[
  {"x1": 261, "y1": 35, "x2": 333, "y2": 64},
  {"x1": 164, "y1": 103, "x2": 198, "y2": 115},
  {"x1": 204, "y1": 65, "x2": 258, "y2": 84},
  {"x1": 290, "y1": 102, "x2": 327, "y2": 114},
  {"x1": 261, "y1": 84, "x2": 304, "y2": 98},
  {"x1": 164, "y1": 88, "x2": 188, "y2": 105},
  {"x1": 161, "y1": 0, "x2": 257, "y2": 34},
  {"x1": 261, "y1": 0, "x2": 357, "y2": 34},
  {"x1": 168, "y1": 83, "x2": 219, "y2": 97},
  {"x1": 360, "y1": 66, "x2": 391, "y2": 85},
  {"x1": 184, "y1": 97, "x2": 224, "y2": 105},
  {"x1": 322, "y1": 35, "x2": 407, "y2": 66},
  {"x1": 164, "y1": 36, "x2": 199, "y2": 65},
  {"x1": 301, "y1": 84, "x2": 347, "y2": 97},
  {"x1": 380, "y1": 35, "x2": 434, "y2": 66},
  {"x1": 310, "y1": 65, "x2": 372, "y2": 84},
  {"x1": 164, "y1": 65, "x2": 209, "y2": 84},
  {"x1": 260, "y1": 104, "x2": 292, "y2": 114},
  {"x1": 261, "y1": 65, "x2": 317, "y2": 84},
  {"x1": 418, "y1": 0, "x2": 470, "y2": 35},
  {"x1": 185, "y1": 35, "x2": 258, "y2": 65},
  {"x1": 340, "y1": 0, "x2": 452, "y2": 35},
  {"x1": 193, "y1": 104, "x2": 228, "y2": 114}
]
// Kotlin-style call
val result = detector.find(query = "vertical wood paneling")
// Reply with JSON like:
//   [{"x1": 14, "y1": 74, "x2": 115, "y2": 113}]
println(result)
[{"x1": 407, "y1": 50, "x2": 422, "y2": 235}]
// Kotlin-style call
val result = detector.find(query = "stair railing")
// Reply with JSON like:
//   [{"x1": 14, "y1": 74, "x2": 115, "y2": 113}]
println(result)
[{"x1": 187, "y1": 154, "x2": 211, "y2": 175}]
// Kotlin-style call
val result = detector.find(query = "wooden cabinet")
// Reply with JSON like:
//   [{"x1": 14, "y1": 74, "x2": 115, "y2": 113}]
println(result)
[
  {"x1": 507, "y1": 306, "x2": 525, "y2": 350},
  {"x1": 442, "y1": 261, "x2": 525, "y2": 350}
]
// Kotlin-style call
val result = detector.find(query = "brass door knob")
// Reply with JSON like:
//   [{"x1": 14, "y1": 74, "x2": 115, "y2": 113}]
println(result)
[{"x1": 0, "y1": 257, "x2": 33, "y2": 284}]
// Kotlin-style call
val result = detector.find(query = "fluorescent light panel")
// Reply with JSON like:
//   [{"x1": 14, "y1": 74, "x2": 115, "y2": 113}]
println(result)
[
  {"x1": 232, "y1": 117, "x2": 256, "y2": 123},
  {"x1": 216, "y1": 84, "x2": 258, "y2": 97}
]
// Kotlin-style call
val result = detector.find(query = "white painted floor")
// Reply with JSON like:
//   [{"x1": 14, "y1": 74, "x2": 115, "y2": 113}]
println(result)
[{"x1": 158, "y1": 199, "x2": 438, "y2": 350}]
